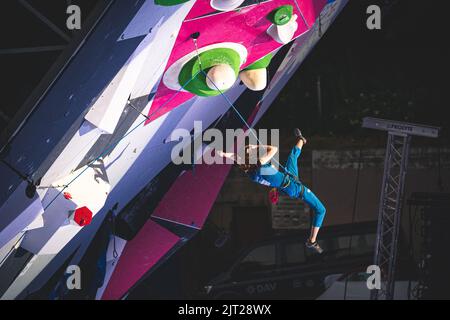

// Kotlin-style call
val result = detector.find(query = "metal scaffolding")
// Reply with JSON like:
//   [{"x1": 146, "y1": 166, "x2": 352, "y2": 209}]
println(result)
[{"x1": 362, "y1": 117, "x2": 440, "y2": 300}]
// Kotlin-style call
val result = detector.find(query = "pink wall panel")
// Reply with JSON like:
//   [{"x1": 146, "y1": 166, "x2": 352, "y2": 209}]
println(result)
[
  {"x1": 101, "y1": 220, "x2": 179, "y2": 300},
  {"x1": 152, "y1": 163, "x2": 232, "y2": 228},
  {"x1": 146, "y1": 0, "x2": 313, "y2": 123}
]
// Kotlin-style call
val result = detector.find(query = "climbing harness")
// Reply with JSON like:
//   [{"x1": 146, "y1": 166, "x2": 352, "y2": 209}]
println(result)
[
  {"x1": 201, "y1": 67, "x2": 302, "y2": 185},
  {"x1": 188, "y1": 39, "x2": 315, "y2": 226},
  {"x1": 186, "y1": 33, "x2": 308, "y2": 198}
]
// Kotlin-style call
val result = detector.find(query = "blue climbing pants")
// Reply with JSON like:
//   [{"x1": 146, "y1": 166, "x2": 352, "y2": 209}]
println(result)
[{"x1": 280, "y1": 146, "x2": 326, "y2": 228}]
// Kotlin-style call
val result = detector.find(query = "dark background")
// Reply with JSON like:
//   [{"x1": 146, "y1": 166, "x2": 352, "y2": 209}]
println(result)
[
  {"x1": 0, "y1": 0, "x2": 101, "y2": 129},
  {"x1": 259, "y1": 0, "x2": 450, "y2": 142},
  {"x1": 0, "y1": 0, "x2": 449, "y2": 299},
  {"x1": 127, "y1": 0, "x2": 450, "y2": 299},
  {"x1": 1, "y1": 0, "x2": 449, "y2": 140}
]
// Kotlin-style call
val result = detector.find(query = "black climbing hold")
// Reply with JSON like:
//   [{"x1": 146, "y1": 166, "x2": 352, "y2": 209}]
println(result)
[
  {"x1": 191, "y1": 32, "x2": 200, "y2": 39},
  {"x1": 25, "y1": 182, "x2": 36, "y2": 199}
]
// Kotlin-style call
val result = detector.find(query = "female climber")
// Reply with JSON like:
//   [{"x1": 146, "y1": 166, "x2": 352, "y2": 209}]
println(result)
[{"x1": 217, "y1": 129, "x2": 326, "y2": 254}]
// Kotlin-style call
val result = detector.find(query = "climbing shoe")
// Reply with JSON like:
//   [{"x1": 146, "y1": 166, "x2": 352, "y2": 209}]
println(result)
[
  {"x1": 305, "y1": 239, "x2": 323, "y2": 254},
  {"x1": 294, "y1": 128, "x2": 307, "y2": 144}
]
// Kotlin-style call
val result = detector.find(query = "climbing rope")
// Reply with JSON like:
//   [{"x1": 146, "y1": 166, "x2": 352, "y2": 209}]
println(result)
[
  {"x1": 188, "y1": 36, "x2": 295, "y2": 175},
  {"x1": 191, "y1": 33, "x2": 203, "y2": 70},
  {"x1": 42, "y1": 70, "x2": 202, "y2": 212},
  {"x1": 0, "y1": 232, "x2": 26, "y2": 267},
  {"x1": 200, "y1": 68, "x2": 300, "y2": 182},
  {"x1": 3, "y1": 38, "x2": 292, "y2": 265},
  {"x1": 0, "y1": 71, "x2": 202, "y2": 268},
  {"x1": 110, "y1": 211, "x2": 119, "y2": 259}
]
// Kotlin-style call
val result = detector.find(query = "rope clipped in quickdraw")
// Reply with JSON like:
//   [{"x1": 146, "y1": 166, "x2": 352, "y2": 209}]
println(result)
[
  {"x1": 42, "y1": 69, "x2": 202, "y2": 212},
  {"x1": 0, "y1": 46, "x2": 204, "y2": 270},
  {"x1": 199, "y1": 67, "x2": 299, "y2": 182},
  {"x1": 108, "y1": 203, "x2": 119, "y2": 260}
]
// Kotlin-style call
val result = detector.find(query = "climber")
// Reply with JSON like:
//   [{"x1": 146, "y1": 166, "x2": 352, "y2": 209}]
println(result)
[{"x1": 217, "y1": 129, "x2": 326, "y2": 254}]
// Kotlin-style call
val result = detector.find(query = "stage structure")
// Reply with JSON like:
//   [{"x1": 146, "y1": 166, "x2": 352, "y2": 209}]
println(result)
[{"x1": 362, "y1": 117, "x2": 440, "y2": 300}]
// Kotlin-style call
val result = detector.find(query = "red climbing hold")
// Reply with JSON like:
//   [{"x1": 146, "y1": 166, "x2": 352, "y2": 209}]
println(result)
[
  {"x1": 73, "y1": 206, "x2": 93, "y2": 226},
  {"x1": 63, "y1": 192, "x2": 72, "y2": 200}
]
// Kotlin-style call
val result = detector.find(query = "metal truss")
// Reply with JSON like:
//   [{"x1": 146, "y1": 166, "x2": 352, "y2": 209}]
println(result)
[
  {"x1": 362, "y1": 117, "x2": 439, "y2": 300},
  {"x1": 371, "y1": 132, "x2": 411, "y2": 300}
]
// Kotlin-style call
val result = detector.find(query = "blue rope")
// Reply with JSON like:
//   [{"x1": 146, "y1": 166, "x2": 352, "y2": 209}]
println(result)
[
  {"x1": 200, "y1": 69, "x2": 293, "y2": 177},
  {"x1": 43, "y1": 70, "x2": 202, "y2": 211},
  {"x1": 40, "y1": 58, "x2": 294, "y2": 211}
]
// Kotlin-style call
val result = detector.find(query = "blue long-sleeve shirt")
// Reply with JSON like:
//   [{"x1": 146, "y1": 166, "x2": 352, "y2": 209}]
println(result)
[{"x1": 247, "y1": 163, "x2": 285, "y2": 188}]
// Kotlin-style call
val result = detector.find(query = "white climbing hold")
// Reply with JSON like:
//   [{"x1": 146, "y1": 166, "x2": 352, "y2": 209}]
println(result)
[
  {"x1": 210, "y1": 0, "x2": 245, "y2": 12},
  {"x1": 205, "y1": 64, "x2": 236, "y2": 91},
  {"x1": 267, "y1": 14, "x2": 299, "y2": 45},
  {"x1": 239, "y1": 68, "x2": 267, "y2": 91}
]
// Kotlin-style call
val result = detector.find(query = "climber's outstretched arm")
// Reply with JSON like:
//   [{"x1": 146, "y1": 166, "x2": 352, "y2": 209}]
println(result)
[
  {"x1": 253, "y1": 145, "x2": 278, "y2": 165},
  {"x1": 217, "y1": 144, "x2": 278, "y2": 165},
  {"x1": 216, "y1": 150, "x2": 241, "y2": 163}
]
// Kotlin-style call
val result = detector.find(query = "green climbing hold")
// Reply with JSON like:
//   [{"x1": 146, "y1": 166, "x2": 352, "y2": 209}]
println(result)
[
  {"x1": 154, "y1": 0, "x2": 190, "y2": 6},
  {"x1": 244, "y1": 53, "x2": 273, "y2": 71},
  {"x1": 178, "y1": 48, "x2": 241, "y2": 97},
  {"x1": 268, "y1": 5, "x2": 294, "y2": 26}
]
